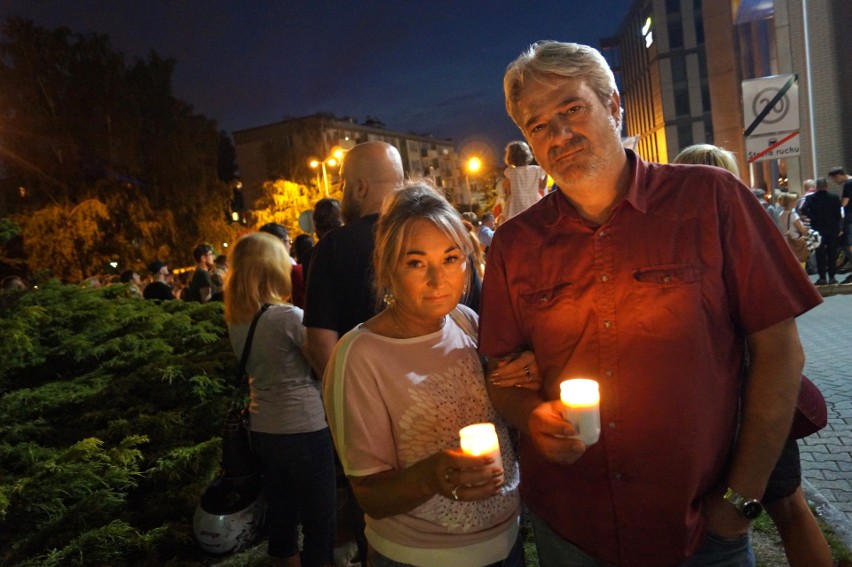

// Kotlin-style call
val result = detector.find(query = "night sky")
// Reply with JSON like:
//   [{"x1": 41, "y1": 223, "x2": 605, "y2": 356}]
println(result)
[{"x1": 1, "y1": 1, "x2": 635, "y2": 163}]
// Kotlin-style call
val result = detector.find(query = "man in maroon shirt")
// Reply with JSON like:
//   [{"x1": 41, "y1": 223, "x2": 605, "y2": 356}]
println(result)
[{"x1": 480, "y1": 41, "x2": 822, "y2": 567}]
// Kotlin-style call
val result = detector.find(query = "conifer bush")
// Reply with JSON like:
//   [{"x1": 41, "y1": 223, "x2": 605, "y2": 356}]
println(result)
[{"x1": 0, "y1": 282, "x2": 242, "y2": 565}]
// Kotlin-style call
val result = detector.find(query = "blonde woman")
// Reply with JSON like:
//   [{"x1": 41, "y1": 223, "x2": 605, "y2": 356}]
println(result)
[
  {"x1": 225, "y1": 232, "x2": 335, "y2": 567},
  {"x1": 324, "y1": 182, "x2": 539, "y2": 567}
]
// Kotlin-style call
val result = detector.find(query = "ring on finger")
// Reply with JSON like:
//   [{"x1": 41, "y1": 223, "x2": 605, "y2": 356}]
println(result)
[
  {"x1": 444, "y1": 468, "x2": 453, "y2": 483},
  {"x1": 524, "y1": 365, "x2": 532, "y2": 383},
  {"x1": 452, "y1": 485, "x2": 461, "y2": 501}
]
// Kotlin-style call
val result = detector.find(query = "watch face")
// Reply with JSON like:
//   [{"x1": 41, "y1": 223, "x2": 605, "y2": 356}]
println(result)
[{"x1": 742, "y1": 500, "x2": 763, "y2": 520}]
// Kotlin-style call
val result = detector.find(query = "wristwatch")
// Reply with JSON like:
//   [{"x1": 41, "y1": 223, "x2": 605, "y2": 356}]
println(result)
[{"x1": 722, "y1": 487, "x2": 764, "y2": 520}]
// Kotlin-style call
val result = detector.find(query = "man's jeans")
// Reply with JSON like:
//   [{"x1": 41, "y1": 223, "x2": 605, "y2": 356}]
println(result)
[{"x1": 531, "y1": 511, "x2": 754, "y2": 567}]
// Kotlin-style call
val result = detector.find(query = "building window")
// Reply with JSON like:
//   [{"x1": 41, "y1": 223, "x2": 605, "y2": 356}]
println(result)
[
  {"x1": 671, "y1": 53, "x2": 687, "y2": 83},
  {"x1": 675, "y1": 89, "x2": 691, "y2": 116},
  {"x1": 677, "y1": 121, "x2": 693, "y2": 148},
  {"x1": 668, "y1": 19, "x2": 684, "y2": 49},
  {"x1": 694, "y1": 14, "x2": 705, "y2": 44}
]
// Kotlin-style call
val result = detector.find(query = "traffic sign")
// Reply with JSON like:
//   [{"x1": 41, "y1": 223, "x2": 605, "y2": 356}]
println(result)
[
  {"x1": 742, "y1": 74, "x2": 799, "y2": 137},
  {"x1": 298, "y1": 210, "x2": 314, "y2": 234},
  {"x1": 746, "y1": 131, "x2": 801, "y2": 163}
]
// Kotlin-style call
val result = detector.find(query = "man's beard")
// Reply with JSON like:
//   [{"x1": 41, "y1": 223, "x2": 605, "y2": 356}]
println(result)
[{"x1": 341, "y1": 191, "x2": 361, "y2": 224}]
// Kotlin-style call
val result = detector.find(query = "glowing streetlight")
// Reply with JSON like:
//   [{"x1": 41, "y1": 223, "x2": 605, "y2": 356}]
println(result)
[
  {"x1": 464, "y1": 156, "x2": 482, "y2": 208},
  {"x1": 309, "y1": 148, "x2": 346, "y2": 196}
]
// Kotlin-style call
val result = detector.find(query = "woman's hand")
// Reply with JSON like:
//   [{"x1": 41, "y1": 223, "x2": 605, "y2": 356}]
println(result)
[
  {"x1": 431, "y1": 448, "x2": 504, "y2": 503},
  {"x1": 349, "y1": 448, "x2": 504, "y2": 519},
  {"x1": 487, "y1": 351, "x2": 542, "y2": 390}
]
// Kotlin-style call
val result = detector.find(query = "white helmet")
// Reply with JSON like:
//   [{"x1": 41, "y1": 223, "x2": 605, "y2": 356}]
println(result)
[{"x1": 193, "y1": 475, "x2": 266, "y2": 554}]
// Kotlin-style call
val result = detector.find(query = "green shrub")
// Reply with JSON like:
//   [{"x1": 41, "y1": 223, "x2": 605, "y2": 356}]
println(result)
[{"x1": 0, "y1": 282, "x2": 240, "y2": 565}]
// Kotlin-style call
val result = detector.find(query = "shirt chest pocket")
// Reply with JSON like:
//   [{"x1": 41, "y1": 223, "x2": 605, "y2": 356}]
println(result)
[
  {"x1": 632, "y1": 264, "x2": 701, "y2": 286},
  {"x1": 628, "y1": 264, "x2": 704, "y2": 339},
  {"x1": 518, "y1": 281, "x2": 580, "y2": 346}
]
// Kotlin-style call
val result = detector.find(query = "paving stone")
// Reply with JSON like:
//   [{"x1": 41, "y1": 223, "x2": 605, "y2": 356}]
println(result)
[{"x1": 795, "y1": 291, "x2": 852, "y2": 548}]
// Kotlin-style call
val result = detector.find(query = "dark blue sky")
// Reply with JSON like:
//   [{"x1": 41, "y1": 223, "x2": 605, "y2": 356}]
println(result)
[{"x1": 1, "y1": 1, "x2": 634, "y2": 162}]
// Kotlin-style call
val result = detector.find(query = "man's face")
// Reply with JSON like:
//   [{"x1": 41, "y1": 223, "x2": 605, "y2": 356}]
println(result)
[
  {"x1": 203, "y1": 251, "x2": 215, "y2": 269},
  {"x1": 515, "y1": 76, "x2": 623, "y2": 189},
  {"x1": 830, "y1": 173, "x2": 846, "y2": 186},
  {"x1": 339, "y1": 176, "x2": 361, "y2": 224}
]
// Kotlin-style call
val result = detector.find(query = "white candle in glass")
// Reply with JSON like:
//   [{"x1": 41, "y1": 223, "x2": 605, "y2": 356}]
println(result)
[
  {"x1": 560, "y1": 379, "x2": 601, "y2": 446},
  {"x1": 459, "y1": 422, "x2": 503, "y2": 471}
]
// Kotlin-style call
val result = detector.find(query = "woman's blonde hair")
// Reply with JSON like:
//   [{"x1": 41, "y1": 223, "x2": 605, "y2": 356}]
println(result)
[
  {"x1": 374, "y1": 180, "x2": 473, "y2": 305},
  {"x1": 672, "y1": 144, "x2": 739, "y2": 175},
  {"x1": 778, "y1": 192, "x2": 800, "y2": 208},
  {"x1": 224, "y1": 232, "x2": 292, "y2": 325}
]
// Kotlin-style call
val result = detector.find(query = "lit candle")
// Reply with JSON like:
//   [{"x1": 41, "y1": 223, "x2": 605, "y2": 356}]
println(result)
[
  {"x1": 459, "y1": 422, "x2": 503, "y2": 471},
  {"x1": 560, "y1": 379, "x2": 601, "y2": 446}
]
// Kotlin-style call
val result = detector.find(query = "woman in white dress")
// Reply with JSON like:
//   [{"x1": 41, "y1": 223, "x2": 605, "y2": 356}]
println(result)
[{"x1": 502, "y1": 141, "x2": 547, "y2": 221}]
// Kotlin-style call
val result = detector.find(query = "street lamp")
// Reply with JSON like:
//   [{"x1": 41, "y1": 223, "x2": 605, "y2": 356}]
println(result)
[
  {"x1": 309, "y1": 149, "x2": 346, "y2": 197},
  {"x1": 464, "y1": 157, "x2": 482, "y2": 210}
]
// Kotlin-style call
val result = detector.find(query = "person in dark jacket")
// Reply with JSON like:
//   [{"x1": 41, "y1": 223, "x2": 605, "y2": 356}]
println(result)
[{"x1": 802, "y1": 177, "x2": 842, "y2": 285}]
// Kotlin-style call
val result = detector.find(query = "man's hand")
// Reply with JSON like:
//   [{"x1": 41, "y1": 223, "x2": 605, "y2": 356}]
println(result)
[
  {"x1": 702, "y1": 491, "x2": 751, "y2": 540},
  {"x1": 529, "y1": 400, "x2": 587, "y2": 465}
]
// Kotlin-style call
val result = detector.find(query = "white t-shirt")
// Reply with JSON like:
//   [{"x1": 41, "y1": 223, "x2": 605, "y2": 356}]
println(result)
[
  {"x1": 324, "y1": 305, "x2": 520, "y2": 567},
  {"x1": 229, "y1": 304, "x2": 326, "y2": 434},
  {"x1": 504, "y1": 165, "x2": 544, "y2": 220},
  {"x1": 780, "y1": 209, "x2": 804, "y2": 238}
]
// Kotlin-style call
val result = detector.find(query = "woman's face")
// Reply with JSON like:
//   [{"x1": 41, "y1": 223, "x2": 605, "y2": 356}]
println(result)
[{"x1": 391, "y1": 219, "x2": 467, "y2": 323}]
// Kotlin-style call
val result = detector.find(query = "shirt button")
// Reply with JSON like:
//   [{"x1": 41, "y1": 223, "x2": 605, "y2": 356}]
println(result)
[
  {"x1": 601, "y1": 274, "x2": 610, "y2": 283},
  {"x1": 608, "y1": 421, "x2": 617, "y2": 429},
  {"x1": 663, "y1": 275, "x2": 672, "y2": 283},
  {"x1": 598, "y1": 230, "x2": 606, "y2": 237},
  {"x1": 603, "y1": 320, "x2": 612, "y2": 328},
  {"x1": 605, "y1": 369, "x2": 613, "y2": 377}
]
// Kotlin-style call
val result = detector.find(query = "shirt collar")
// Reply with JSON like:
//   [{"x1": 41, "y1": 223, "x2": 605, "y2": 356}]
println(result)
[{"x1": 544, "y1": 149, "x2": 647, "y2": 227}]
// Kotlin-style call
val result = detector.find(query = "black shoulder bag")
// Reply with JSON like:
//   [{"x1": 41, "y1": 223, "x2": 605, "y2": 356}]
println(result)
[{"x1": 221, "y1": 304, "x2": 271, "y2": 479}]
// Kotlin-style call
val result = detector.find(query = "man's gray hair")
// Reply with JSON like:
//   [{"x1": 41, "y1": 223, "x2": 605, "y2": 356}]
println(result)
[{"x1": 504, "y1": 41, "x2": 622, "y2": 129}]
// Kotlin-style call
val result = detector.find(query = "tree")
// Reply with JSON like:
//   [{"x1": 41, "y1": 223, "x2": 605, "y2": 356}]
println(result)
[
  {"x1": 0, "y1": 18, "x2": 234, "y2": 280},
  {"x1": 19, "y1": 199, "x2": 109, "y2": 282},
  {"x1": 251, "y1": 177, "x2": 342, "y2": 238}
]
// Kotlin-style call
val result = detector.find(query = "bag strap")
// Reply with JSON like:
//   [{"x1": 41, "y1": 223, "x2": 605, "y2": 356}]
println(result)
[{"x1": 237, "y1": 303, "x2": 271, "y2": 378}]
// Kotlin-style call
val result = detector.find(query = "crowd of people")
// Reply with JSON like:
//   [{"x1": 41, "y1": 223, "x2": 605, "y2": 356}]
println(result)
[{"x1": 3, "y1": 39, "x2": 842, "y2": 567}]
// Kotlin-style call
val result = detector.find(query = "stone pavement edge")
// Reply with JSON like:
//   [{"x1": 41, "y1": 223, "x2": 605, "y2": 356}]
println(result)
[{"x1": 795, "y1": 283, "x2": 852, "y2": 550}]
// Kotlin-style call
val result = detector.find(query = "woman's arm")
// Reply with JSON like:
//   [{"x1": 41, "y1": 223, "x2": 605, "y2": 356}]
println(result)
[
  {"x1": 348, "y1": 449, "x2": 503, "y2": 520},
  {"x1": 502, "y1": 177, "x2": 511, "y2": 199}
]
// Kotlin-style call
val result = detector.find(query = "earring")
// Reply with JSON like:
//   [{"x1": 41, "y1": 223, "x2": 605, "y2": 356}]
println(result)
[{"x1": 383, "y1": 291, "x2": 395, "y2": 306}]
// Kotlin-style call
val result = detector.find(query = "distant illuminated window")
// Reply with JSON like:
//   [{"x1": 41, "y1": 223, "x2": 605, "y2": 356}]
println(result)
[{"x1": 642, "y1": 17, "x2": 654, "y2": 48}]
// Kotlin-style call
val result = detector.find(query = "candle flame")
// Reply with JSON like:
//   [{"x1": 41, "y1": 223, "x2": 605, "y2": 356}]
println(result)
[
  {"x1": 459, "y1": 422, "x2": 500, "y2": 456},
  {"x1": 560, "y1": 379, "x2": 600, "y2": 407}
]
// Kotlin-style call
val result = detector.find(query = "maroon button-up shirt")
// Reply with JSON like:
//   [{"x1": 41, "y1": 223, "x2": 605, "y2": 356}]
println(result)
[{"x1": 479, "y1": 151, "x2": 822, "y2": 567}]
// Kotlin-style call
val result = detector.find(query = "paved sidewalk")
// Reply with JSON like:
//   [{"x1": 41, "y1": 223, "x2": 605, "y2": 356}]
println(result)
[{"x1": 795, "y1": 287, "x2": 852, "y2": 549}]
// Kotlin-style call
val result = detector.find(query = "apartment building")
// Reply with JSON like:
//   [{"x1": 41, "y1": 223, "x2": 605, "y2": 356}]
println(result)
[{"x1": 232, "y1": 113, "x2": 465, "y2": 206}]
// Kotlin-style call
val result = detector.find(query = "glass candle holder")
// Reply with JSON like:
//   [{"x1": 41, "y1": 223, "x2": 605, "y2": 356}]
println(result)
[
  {"x1": 559, "y1": 379, "x2": 601, "y2": 446},
  {"x1": 459, "y1": 422, "x2": 503, "y2": 470}
]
